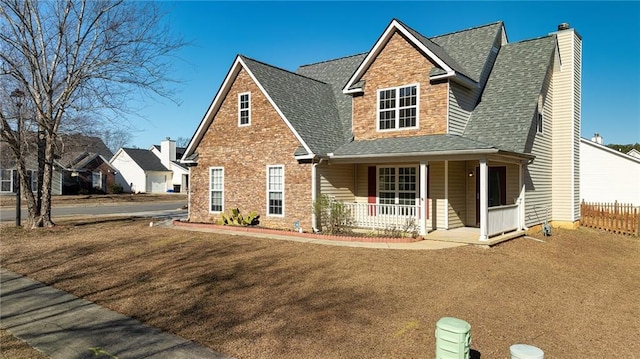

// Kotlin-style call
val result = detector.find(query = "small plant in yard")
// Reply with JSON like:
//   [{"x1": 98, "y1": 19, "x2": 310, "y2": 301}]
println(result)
[
  {"x1": 313, "y1": 194, "x2": 353, "y2": 234},
  {"x1": 88, "y1": 347, "x2": 119, "y2": 358},
  {"x1": 219, "y1": 208, "x2": 260, "y2": 226},
  {"x1": 378, "y1": 218, "x2": 419, "y2": 238}
]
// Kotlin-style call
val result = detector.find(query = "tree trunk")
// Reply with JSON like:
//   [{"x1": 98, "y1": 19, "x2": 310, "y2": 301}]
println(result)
[
  {"x1": 32, "y1": 132, "x2": 56, "y2": 228},
  {"x1": 15, "y1": 155, "x2": 38, "y2": 228}
]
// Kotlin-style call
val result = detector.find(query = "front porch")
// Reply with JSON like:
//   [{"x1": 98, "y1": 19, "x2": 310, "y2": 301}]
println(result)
[
  {"x1": 339, "y1": 202, "x2": 525, "y2": 242},
  {"x1": 313, "y1": 154, "x2": 531, "y2": 242}
]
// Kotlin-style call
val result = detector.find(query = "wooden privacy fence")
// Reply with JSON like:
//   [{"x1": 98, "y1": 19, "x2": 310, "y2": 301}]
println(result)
[{"x1": 581, "y1": 201, "x2": 639, "y2": 236}]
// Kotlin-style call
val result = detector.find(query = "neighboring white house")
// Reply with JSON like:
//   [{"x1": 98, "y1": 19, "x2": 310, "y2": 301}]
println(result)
[
  {"x1": 149, "y1": 138, "x2": 189, "y2": 193},
  {"x1": 110, "y1": 137, "x2": 189, "y2": 194},
  {"x1": 580, "y1": 135, "x2": 640, "y2": 206},
  {"x1": 110, "y1": 147, "x2": 172, "y2": 193}
]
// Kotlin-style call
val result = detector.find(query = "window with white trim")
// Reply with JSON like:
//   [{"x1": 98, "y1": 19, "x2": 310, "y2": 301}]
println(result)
[
  {"x1": 378, "y1": 166, "x2": 417, "y2": 215},
  {"x1": 267, "y1": 165, "x2": 284, "y2": 216},
  {"x1": 238, "y1": 92, "x2": 251, "y2": 126},
  {"x1": 378, "y1": 85, "x2": 418, "y2": 130},
  {"x1": 92, "y1": 171, "x2": 102, "y2": 190},
  {"x1": 209, "y1": 167, "x2": 224, "y2": 212},
  {"x1": 0, "y1": 169, "x2": 12, "y2": 192}
]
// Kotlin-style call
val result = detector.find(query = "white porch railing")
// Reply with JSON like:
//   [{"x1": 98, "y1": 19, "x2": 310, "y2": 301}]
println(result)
[
  {"x1": 487, "y1": 203, "x2": 520, "y2": 236},
  {"x1": 341, "y1": 202, "x2": 420, "y2": 230}
]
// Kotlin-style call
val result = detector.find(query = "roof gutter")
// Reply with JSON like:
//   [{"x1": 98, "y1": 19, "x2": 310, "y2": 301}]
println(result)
[{"x1": 328, "y1": 148, "x2": 535, "y2": 162}]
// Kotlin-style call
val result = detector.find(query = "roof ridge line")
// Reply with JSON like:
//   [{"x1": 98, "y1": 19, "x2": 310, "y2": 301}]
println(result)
[
  {"x1": 504, "y1": 34, "x2": 555, "y2": 45},
  {"x1": 239, "y1": 54, "x2": 331, "y2": 86},
  {"x1": 429, "y1": 21, "x2": 504, "y2": 39},
  {"x1": 298, "y1": 52, "x2": 368, "y2": 68}
]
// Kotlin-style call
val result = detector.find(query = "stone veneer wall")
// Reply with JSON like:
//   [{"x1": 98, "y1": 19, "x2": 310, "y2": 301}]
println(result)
[
  {"x1": 352, "y1": 31, "x2": 448, "y2": 140},
  {"x1": 189, "y1": 68, "x2": 313, "y2": 231}
]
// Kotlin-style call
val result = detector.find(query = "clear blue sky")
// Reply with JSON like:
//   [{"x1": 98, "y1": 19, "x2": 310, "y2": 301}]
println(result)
[{"x1": 125, "y1": 1, "x2": 640, "y2": 149}]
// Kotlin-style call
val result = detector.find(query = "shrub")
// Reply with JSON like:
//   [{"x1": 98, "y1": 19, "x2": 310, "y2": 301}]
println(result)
[
  {"x1": 219, "y1": 208, "x2": 260, "y2": 226},
  {"x1": 109, "y1": 183, "x2": 124, "y2": 194},
  {"x1": 313, "y1": 194, "x2": 353, "y2": 234}
]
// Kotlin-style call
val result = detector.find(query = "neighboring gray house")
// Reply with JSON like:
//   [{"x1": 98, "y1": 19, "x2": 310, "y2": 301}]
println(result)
[{"x1": 1, "y1": 133, "x2": 113, "y2": 195}]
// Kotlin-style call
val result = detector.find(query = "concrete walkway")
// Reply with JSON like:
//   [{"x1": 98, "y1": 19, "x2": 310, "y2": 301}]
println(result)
[
  {"x1": 168, "y1": 221, "x2": 468, "y2": 250},
  {"x1": 0, "y1": 267, "x2": 232, "y2": 359}
]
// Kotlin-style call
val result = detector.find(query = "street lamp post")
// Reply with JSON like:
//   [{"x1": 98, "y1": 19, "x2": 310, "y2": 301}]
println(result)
[{"x1": 10, "y1": 89, "x2": 25, "y2": 227}]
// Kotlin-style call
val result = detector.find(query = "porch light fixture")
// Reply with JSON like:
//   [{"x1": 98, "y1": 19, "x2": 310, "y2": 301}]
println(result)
[{"x1": 468, "y1": 170, "x2": 474, "y2": 177}]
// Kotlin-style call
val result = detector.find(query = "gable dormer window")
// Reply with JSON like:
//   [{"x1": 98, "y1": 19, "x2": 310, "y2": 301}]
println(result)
[
  {"x1": 377, "y1": 84, "x2": 418, "y2": 131},
  {"x1": 238, "y1": 92, "x2": 251, "y2": 126}
]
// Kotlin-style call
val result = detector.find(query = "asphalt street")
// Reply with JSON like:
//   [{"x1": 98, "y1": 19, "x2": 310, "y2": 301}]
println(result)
[{"x1": 0, "y1": 200, "x2": 187, "y2": 223}]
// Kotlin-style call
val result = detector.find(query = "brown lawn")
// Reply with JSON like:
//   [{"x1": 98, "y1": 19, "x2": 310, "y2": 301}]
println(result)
[{"x1": 1, "y1": 219, "x2": 638, "y2": 359}]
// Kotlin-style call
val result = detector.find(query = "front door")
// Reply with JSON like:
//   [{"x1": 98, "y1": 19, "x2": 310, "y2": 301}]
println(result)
[{"x1": 475, "y1": 166, "x2": 507, "y2": 225}]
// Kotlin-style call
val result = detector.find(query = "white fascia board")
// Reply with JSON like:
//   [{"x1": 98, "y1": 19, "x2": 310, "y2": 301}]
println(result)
[
  {"x1": 342, "y1": 19, "x2": 455, "y2": 94},
  {"x1": 238, "y1": 57, "x2": 314, "y2": 157},
  {"x1": 109, "y1": 148, "x2": 125, "y2": 164}
]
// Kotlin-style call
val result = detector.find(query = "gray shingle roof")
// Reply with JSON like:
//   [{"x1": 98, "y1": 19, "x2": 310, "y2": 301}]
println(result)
[
  {"x1": 332, "y1": 134, "x2": 496, "y2": 157},
  {"x1": 122, "y1": 148, "x2": 169, "y2": 172},
  {"x1": 464, "y1": 36, "x2": 556, "y2": 153},
  {"x1": 430, "y1": 22, "x2": 503, "y2": 83},
  {"x1": 241, "y1": 56, "x2": 343, "y2": 156},
  {"x1": 296, "y1": 53, "x2": 367, "y2": 143},
  {"x1": 395, "y1": 19, "x2": 471, "y2": 80}
]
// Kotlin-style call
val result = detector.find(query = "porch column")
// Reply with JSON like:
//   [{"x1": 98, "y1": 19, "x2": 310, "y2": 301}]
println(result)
[
  {"x1": 479, "y1": 158, "x2": 488, "y2": 241},
  {"x1": 519, "y1": 162, "x2": 526, "y2": 230},
  {"x1": 444, "y1": 160, "x2": 449, "y2": 229},
  {"x1": 419, "y1": 161, "x2": 428, "y2": 236}
]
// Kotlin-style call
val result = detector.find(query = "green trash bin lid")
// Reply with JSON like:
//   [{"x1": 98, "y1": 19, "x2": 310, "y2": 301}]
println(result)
[{"x1": 436, "y1": 317, "x2": 471, "y2": 334}]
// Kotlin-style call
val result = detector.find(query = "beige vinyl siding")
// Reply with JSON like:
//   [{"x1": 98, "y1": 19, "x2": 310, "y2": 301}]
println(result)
[
  {"x1": 428, "y1": 161, "x2": 445, "y2": 229},
  {"x1": 354, "y1": 164, "x2": 369, "y2": 204},
  {"x1": 448, "y1": 83, "x2": 475, "y2": 135},
  {"x1": 506, "y1": 163, "x2": 520, "y2": 204},
  {"x1": 447, "y1": 161, "x2": 466, "y2": 229},
  {"x1": 447, "y1": 45, "x2": 500, "y2": 136},
  {"x1": 317, "y1": 163, "x2": 355, "y2": 202},
  {"x1": 551, "y1": 29, "x2": 580, "y2": 223},
  {"x1": 465, "y1": 161, "x2": 477, "y2": 226},
  {"x1": 573, "y1": 35, "x2": 582, "y2": 220},
  {"x1": 526, "y1": 63, "x2": 554, "y2": 227}
]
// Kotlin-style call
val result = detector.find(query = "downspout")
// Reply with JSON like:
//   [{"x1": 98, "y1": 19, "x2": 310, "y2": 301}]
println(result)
[{"x1": 311, "y1": 158, "x2": 324, "y2": 232}]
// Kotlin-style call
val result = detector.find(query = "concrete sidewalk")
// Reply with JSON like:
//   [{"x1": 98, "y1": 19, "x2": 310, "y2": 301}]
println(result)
[{"x1": 0, "y1": 268, "x2": 232, "y2": 359}]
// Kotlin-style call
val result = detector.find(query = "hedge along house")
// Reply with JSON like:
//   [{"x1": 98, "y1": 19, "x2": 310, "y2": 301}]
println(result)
[{"x1": 182, "y1": 19, "x2": 581, "y2": 241}]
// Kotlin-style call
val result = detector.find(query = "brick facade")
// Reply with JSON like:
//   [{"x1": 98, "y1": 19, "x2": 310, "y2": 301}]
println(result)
[
  {"x1": 189, "y1": 68, "x2": 313, "y2": 231},
  {"x1": 352, "y1": 31, "x2": 448, "y2": 140}
]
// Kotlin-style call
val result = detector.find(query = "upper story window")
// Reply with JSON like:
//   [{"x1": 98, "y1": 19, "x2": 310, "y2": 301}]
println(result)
[
  {"x1": 238, "y1": 92, "x2": 251, "y2": 126},
  {"x1": 378, "y1": 84, "x2": 418, "y2": 131},
  {"x1": 537, "y1": 95, "x2": 544, "y2": 134}
]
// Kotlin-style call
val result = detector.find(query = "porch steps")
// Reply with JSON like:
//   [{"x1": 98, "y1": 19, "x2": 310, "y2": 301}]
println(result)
[{"x1": 425, "y1": 229, "x2": 526, "y2": 247}]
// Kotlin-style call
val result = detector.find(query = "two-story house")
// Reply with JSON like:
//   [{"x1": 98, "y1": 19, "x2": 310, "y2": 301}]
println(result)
[{"x1": 181, "y1": 19, "x2": 582, "y2": 241}]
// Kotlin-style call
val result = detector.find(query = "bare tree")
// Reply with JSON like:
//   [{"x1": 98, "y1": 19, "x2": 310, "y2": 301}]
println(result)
[
  {"x1": 0, "y1": 0, "x2": 184, "y2": 228},
  {"x1": 175, "y1": 136, "x2": 191, "y2": 149}
]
